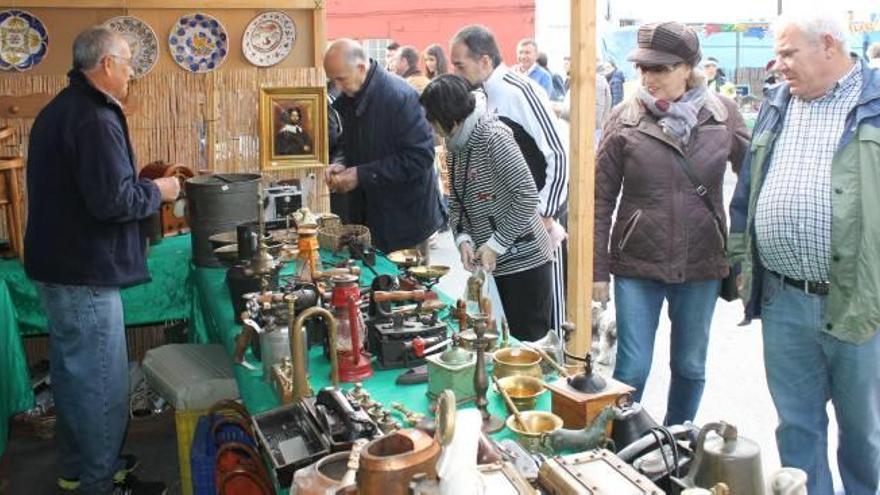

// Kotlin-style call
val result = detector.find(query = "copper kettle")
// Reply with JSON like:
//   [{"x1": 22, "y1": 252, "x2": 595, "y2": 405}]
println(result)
[{"x1": 680, "y1": 421, "x2": 765, "y2": 495}]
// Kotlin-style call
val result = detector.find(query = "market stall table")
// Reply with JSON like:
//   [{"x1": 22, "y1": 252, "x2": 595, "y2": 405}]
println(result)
[{"x1": 1, "y1": 232, "x2": 547, "y2": 472}]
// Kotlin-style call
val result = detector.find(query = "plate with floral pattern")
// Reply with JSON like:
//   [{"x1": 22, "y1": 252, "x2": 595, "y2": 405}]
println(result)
[
  {"x1": 168, "y1": 13, "x2": 228, "y2": 73},
  {"x1": 104, "y1": 16, "x2": 158, "y2": 78},
  {"x1": 242, "y1": 11, "x2": 296, "y2": 67},
  {"x1": 0, "y1": 9, "x2": 48, "y2": 72}
]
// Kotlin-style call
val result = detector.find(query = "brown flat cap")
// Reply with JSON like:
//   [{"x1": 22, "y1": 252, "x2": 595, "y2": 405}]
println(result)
[{"x1": 628, "y1": 22, "x2": 701, "y2": 66}]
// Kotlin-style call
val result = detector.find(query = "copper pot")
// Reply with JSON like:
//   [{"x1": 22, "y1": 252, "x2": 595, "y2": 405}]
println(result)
[
  {"x1": 358, "y1": 429, "x2": 441, "y2": 495},
  {"x1": 291, "y1": 451, "x2": 350, "y2": 495}
]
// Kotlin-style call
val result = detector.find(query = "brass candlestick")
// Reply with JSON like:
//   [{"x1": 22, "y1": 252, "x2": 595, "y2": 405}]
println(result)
[{"x1": 472, "y1": 315, "x2": 504, "y2": 433}]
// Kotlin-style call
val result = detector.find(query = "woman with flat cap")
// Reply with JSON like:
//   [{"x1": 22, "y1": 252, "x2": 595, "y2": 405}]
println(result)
[{"x1": 593, "y1": 21, "x2": 749, "y2": 424}]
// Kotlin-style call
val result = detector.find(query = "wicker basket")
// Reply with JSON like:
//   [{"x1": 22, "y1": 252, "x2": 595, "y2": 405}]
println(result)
[{"x1": 317, "y1": 223, "x2": 371, "y2": 252}]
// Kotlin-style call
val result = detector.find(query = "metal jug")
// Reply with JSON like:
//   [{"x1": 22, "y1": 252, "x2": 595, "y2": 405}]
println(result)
[{"x1": 681, "y1": 422, "x2": 765, "y2": 495}]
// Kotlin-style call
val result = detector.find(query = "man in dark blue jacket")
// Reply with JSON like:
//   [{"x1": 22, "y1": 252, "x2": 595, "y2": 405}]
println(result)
[
  {"x1": 25, "y1": 26, "x2": 178, "y2": 495},
  {"x1": 323, "y1": 39, "x2": 445, "y2": 257}
]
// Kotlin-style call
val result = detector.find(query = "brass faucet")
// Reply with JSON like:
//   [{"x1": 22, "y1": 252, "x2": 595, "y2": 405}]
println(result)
[{"x1": 288, "y1": 301, "x2": 339, "y2": 400}]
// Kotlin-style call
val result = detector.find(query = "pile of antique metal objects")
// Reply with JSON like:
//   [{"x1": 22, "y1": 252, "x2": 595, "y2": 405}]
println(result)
[{"x1": 188, "y1": 174, "x2": 807, "y2": 495}]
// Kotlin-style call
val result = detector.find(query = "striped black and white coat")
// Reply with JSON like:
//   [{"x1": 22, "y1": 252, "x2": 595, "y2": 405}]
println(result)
[{"x1": 448, "y1": 115, "x2": 553, "y2": 277}]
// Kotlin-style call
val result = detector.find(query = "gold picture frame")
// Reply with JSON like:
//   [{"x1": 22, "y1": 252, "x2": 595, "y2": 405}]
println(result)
[{"x1": 259, "y1": 86, "x2": 328, "y2": 171}]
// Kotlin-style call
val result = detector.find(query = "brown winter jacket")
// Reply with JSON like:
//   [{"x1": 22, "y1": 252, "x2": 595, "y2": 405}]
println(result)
[{"x1": 593, "y1": 91, "x2": 749, "y2": 284}]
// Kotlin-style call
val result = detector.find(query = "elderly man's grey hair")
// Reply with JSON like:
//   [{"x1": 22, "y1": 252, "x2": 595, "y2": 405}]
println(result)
[
  {"x1": 771, "y1": 11, "x2": 850, "y2": 53},
  {"x1": 326, "y1": 39, "x2": 367, "y2": 68},
  {"x1": 73, "y1": 26, "x2": 124, "y2": 72}
]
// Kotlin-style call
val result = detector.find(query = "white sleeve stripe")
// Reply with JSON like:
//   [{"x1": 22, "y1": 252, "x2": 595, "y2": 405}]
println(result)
[{"x1": 501, "y1": 74, "x2": 569, "y2": 214}]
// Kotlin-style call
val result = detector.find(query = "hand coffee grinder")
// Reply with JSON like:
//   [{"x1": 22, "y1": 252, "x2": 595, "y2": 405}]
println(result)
[{"x1": 330, "y1": 274, "x2": 373, "y2": 382}]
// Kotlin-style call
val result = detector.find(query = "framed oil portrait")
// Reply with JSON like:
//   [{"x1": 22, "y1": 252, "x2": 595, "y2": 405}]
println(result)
[{"x1": 259, "y1": 86, "x2": 328, "y2": 171}]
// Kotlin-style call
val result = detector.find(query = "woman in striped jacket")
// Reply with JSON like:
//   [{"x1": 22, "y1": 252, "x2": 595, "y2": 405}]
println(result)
[{"x1": 420, "y1": 75, "x2": 554, "y2": 340}]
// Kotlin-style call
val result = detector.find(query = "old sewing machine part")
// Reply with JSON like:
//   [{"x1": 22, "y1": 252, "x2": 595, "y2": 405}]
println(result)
[
  {"x1": 262, "y1": 183, "x2": 303, "y2": 222},
  {"x1": 538, "y1": 449, "x2": 664, "y2": 494},
  {"x1": 366, "y1": 288, "x2": 447, "y2": 370},
  {"x1": 329, "y1": 274, "x2": 374, "y2": 382}
]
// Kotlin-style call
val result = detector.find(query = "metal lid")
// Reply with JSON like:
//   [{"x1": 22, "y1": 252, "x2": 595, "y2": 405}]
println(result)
[{"x1": 440, "y1": 346, "x2": 472, "y2": 366}]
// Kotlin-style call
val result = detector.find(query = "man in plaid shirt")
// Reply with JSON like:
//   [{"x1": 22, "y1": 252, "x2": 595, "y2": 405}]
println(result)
[{"x1": 729, "y1": 13, "x2": 880, "y2": 494}]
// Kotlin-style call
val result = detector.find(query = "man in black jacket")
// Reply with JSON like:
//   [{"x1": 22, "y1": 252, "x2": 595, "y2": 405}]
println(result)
[
  {"x1": 323, "y1": 39, "x2": 444, "y2": 257},
  {"x1": 25, "y1": 26, "x2": 178, "y2": 495}
]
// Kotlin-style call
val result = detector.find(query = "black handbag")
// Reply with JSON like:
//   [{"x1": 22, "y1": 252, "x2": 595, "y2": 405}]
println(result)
[{"x1": 674, "y1": 155, "x2": 739, "y2": 301}]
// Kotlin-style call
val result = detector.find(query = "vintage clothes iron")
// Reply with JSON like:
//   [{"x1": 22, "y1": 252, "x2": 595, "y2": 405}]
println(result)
[{"x1": 367, "y1": 289, "x2": 447, "y2": 370}]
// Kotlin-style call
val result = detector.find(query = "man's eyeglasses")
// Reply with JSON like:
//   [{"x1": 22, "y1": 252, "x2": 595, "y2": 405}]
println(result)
[{"x1": 635, "y1": 63, "x2": 681, "y2": 74}]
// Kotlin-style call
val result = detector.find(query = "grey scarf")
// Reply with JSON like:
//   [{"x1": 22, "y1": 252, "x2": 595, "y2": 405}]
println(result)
[
  {"x1": 447, "y1": 91, "x2": 487, "y2": 152},
  {"x1": 638, "y1": 84, "x2": 708, "y2": 145}
]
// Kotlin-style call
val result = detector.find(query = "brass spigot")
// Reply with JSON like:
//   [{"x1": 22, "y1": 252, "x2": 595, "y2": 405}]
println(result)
[{"x1": 291, "y1": 305, "x2": 339, "y2": 392}]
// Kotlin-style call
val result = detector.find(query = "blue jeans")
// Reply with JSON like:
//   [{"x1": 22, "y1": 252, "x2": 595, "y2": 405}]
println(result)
[
  {"x1": 37, "y1": 283, "x2": 129, "y2": 495},
  {"x1": 761, "y1": 274, "x2": 880, "y2": 495},
  {"x1": 613, "y1": 276, "x2": 720, "y2": 425}
]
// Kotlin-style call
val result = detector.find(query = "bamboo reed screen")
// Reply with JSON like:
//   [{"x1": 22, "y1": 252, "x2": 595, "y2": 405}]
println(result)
[{"x1": 0, "y1": 66, "x2": 331, "y2": 243}]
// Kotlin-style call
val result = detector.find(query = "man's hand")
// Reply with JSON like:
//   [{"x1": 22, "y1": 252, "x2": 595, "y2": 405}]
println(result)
[
  {"x1": 593, "y1": 281, "x2": 610, "y2": 303},
  {"x1": 459, "y1": 241, "x2": 476, "y2": 272},
  {"x1": 153, "y1": 177, "x2": 180, "y2": 202},
  {"x1": 476, "y1": 244, "x2": 498, "y2": 273},
  {"x1": 326, "y1": 164, "x2": 358, "y2": 194},
  {"x1": 540, "y1": 216, "x2": 554, "y2": 231},
  {"x1": 325, "y1": 163, "x2": 346, "y2": 183}
]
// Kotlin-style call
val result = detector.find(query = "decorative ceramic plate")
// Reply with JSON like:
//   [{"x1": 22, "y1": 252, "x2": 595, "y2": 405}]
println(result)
[
  {"x1": 168, "y1": 13, "x2": 228, "y2": 73},
  {"x1": 104, "y1": 16, "x2": 158, "y2": 78},
  {"x1": 0, "y1": 9, "x2": 48, "y2": 72},
  {"x1": 242, "y1": 11, "x2": 296, "y2": 67}
]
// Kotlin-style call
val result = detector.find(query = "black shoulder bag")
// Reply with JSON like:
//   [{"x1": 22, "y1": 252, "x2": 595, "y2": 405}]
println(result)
[{"x1": 674, "y1": 154, "x2": 739, "y2": 301}]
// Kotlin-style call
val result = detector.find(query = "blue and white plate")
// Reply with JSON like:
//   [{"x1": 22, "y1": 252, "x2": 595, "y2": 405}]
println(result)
[
  {"x1": 168, "y1": 13, "x2": 228, "y2": 73},
  {"x1": 0, "y1": 9, "x2": 48, "y2": 72},
  {"x1": 104, "y1": 16, "x2": 158, "y2": 78}
]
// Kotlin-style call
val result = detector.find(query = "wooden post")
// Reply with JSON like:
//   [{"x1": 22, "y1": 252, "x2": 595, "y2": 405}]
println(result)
[
  {"x1": 566, "y1": 0, "x2": 596, "y2": 357},
  {"x1": 313, "y1": 1, "x2": 327, "y2": 68}
]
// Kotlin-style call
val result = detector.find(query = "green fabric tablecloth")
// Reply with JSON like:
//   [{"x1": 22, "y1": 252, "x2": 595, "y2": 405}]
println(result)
[
  {"x1": 0, "y1": 235, "x2": 193, "y2": 456},
  {"x1": 1, "y1": 232, "x2": 538, "y2": 463},
  {"x1": 0, "y1": 281, "x2": 35, "y2": 459}
]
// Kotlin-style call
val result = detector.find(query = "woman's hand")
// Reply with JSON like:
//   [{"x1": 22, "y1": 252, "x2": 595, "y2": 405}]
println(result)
[
  {"x1": 476, "y1": 244, "x2": 498, "y2": 273},
  {"x1": 459, "y1": 241, "x2": 477, "y2": 272}
]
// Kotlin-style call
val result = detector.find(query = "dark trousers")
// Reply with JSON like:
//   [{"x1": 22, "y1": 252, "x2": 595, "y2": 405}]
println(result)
[{"x1": 494, "y1": 261, "x2": 554, "y2": 341}]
